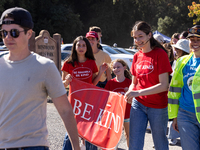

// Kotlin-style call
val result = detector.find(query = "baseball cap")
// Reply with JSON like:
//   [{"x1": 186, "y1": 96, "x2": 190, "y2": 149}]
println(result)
[
  {"x1": 187, "y1": 25, "x2": 200, "y2": 38},
  {"x1": 0, "y1": 7, "x2": 34, "y2": 29},
  {"x1": 172, "y1": 39, "x2": 190, "y2": 53},
  {"x1": 86, "y1": 31, "x2": 98, "y2": 40},
  {"x1": 153, "y1": 34, "x2": 164, "y2": 43}
]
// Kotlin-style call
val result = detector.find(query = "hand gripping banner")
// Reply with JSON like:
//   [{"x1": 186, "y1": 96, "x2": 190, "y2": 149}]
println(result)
[{"x1": 68, "y1": 78, "x2": 127, "y2": 149}]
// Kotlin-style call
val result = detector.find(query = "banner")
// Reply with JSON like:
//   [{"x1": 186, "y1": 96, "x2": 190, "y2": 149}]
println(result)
[{"x1": 69, "y1": 78, "x2": 127, "y2": 149}]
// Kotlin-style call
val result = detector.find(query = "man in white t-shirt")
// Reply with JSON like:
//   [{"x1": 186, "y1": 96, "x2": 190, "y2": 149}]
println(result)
[{"x1": 0, "y1": 7, "x2": 80, "y2": 150}]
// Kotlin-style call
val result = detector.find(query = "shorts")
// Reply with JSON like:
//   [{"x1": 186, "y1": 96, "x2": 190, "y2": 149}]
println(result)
[{"x1": 124, "y1": 118, "x2": 130, "y2": 122}]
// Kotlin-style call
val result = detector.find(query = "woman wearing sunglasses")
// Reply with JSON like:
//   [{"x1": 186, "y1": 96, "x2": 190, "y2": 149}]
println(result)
[{"x1": 168, "y1": 25, "x2": 200, "y2": 150}]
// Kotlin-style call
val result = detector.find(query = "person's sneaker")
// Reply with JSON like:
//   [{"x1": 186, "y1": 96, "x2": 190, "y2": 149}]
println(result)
[
  {"x1": 146, "y1": 125, "x2": 151, "y2": 133},
  {"x1": 147, "y1": 125, "x2": 151, "y2": 130},
  {"x1": 169, "y1": 139, "x2": 177, "y2": 145}
]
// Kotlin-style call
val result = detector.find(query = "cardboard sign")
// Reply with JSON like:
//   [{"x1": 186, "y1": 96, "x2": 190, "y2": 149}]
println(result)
[{"x1": 69, "y1": 78, "x2": 126, "y2": 149}]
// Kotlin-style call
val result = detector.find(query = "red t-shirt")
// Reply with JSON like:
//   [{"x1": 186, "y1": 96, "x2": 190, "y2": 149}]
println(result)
[
  {"x1": 61, "y1": 59, "x2": 98, "y2": 84},
  {"x1": 130, "y1": 47, "x2": 172, "y2": 108},
  {"x1": 105, "y1": 77, "x2": 132, "y2": 119}
]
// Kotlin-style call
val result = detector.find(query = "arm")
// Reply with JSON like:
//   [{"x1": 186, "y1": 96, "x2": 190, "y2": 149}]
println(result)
[
  {"x1": 92, "y1": 63, "x2": 109, "y2": 85},
  {"x1": 105, "y1": 67, "x2": 112, "y2": 81},
  {"x1": 105, "y1": 54, "x2": 112, "y2": 81},
  {"x1": 125, "y1": 75, "x2": 137, "y2": 103},
  {"x1": 62, "y1": 71, "x2": 72, "y2": 88},
  {"x1": 172, "y1": 118, "x2": 179, "y2": 132},
  {"x1": 128, "y1": 75, "x2": 137, "y2": 91},
  {"x1": 125, "y1": 72, "x2": 169, "y2": 102},
  {"x1": 52, "y1": 94, "x2": 80, "y2": 150}
]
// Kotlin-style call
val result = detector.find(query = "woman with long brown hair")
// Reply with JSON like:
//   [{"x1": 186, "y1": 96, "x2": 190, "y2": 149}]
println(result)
[{"x1": 125, "y1": 21, "x2": 172, "y2": 150}]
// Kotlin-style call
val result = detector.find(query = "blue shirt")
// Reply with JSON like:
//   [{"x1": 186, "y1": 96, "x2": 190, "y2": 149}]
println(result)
[{"x1": 179, "y1": 56, "x2": 200, "y2": 113}]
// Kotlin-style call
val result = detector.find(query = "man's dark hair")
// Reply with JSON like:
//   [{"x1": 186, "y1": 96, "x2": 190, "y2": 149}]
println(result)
[{"x1": 89, "y1": 26, "x2": 102, "y2": 33}]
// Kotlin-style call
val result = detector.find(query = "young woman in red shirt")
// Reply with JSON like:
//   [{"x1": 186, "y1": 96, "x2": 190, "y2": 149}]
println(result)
[
  {"x1": 125, "y1": 21, "x2": 172, "y2": 150},
  {"x1": 61, "y1": 36, "x2": 108, "y2": 150},
  {"x1": 61, "y1": 36, "x2": 107, "y2": 87},
  {"x1": 105, "y1": 59, "x2": 132, "y2": 149}
]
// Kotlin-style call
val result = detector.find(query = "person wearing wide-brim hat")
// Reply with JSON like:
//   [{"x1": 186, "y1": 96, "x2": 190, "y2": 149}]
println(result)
[
  {"x1": 167, "y1": 39, "x2": 190, "y2": 146},
  {"x1": 168, "y1": 25, "x2": 200, "y2": 150},
  {"x1": 172, "y1": 39, "x2": 190, "y2": 59}
]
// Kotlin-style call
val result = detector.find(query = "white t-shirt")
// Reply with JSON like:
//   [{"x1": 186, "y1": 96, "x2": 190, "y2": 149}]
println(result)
[{"x1": 0, "y1": 52, "x2": 66, "y2": 148}]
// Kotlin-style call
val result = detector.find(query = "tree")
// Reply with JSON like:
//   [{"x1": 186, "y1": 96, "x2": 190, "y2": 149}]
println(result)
[
  {"x1": 158, "y1": 16, "x2": 174, "y2": 37},
  {"x1": 30, "y1": 0, "x2": 83, "y2": 43},
  {"x1": 157, "y1": 0, "x2": 194, "y2": 37},
  {"x1": 188, "y1": 1, "x2": 200, "y2": 24},
  {"x1": 0, "y1": 0, "x2": 198, "y2": 46}
]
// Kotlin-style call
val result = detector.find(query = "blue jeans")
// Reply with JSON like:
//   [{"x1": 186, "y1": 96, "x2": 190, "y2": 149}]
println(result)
[
  {"x1": 129, "y1": 99, "x2": 168, "y2": 150},
  {"x1": 177, "y1": 108, "x2": 200, "y2": 150},
  {"x1": 62, "y1": 133, "x2": 97, "y2": 150},
  {"x1": 62, "y1": 133, "x2": 72, "y2": 150},
  {"x1": 85, "y1": 141, "x2": 97, "y2": 150},
  {"x1": 23, "y1": 147, "x2": 49, "y2": 150},
  {"x1": 96, "y1": 79, "x2": 107, "y2": 88}
]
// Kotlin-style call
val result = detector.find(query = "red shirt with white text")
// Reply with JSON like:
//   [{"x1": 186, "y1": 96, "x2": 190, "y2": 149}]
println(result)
[
  {"x1": 105, "y1": 77, "x2": 132, "y2": 119},
  {"x1": 61, "y1": 59, "x2": 98, "y2": 84},
  {"x1": 130, "y1": 48, "x2": 172, "y2": 108}
]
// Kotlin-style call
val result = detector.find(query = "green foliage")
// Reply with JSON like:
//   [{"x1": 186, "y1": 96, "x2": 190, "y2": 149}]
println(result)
[
  {"x1": 0, "y1": 0, "x2": 197, "y2": 47},
  {"x1": 0, "y1": 0, "x2": 83, "y2": 44},
  {"x1": 158, "y1": 16, "x2": 174, "y2": 36},
  {"x1": 157, "y1": 0, "x2": 194, "y2": 38},
  {"x1": 32, "y1": 1, "x2": 83, "y2": 43},
  {"x1": 188, "y1": 1, "x2": 200, "y2": 24}
]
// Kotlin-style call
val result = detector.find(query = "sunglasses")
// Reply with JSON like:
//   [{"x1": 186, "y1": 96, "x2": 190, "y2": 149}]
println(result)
[
  {"x1": 0, "y1": 29, "x2": 26, "y2": 39},
  {"x1": 188, "y1": 28, "x2": 200, "y2": 35}
]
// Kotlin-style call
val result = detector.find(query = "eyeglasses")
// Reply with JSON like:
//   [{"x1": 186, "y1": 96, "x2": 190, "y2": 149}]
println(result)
[
  {"x1": 188, "y1": 28, "x2": 200, "y2": 35},
  {"x1": 0, "y1": 29, "x2": 26, "y2": 39}
]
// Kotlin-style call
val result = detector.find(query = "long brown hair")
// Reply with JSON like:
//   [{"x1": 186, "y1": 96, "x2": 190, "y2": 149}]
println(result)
[
  {"x1": 131, "y1": 21, "x2": 167, "y2": 53},
  {"x1": 170, "y1": 33, "x2": 180, "y2": 45},
  {"x1": 110, "y1": 59, "x2": 132, "y2": 80},
  {"x1": 66, "y1": 36, "x2": 95, "y2": 67},
  {"x1": 163, "y1": 43, "x2": 174, "y2": 62}
]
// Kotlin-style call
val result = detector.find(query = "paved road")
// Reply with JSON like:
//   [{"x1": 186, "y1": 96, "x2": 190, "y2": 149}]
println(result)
[{"x1": 47, "y1": 103, "x2": 182, "y2": 150}]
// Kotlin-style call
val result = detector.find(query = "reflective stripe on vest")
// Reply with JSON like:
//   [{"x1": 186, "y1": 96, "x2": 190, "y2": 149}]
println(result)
[
  {"x1": 168, "y1": 98, "x2": 179, "y2": 104},
  {"x1": 194, "y1": 93, "x2": 200, "y2": 99},
  {"x1": 169, "y1": 86, "x2": 182, "y2": 93},
  {"x1": 196, "y1": 107, "x2": 200, "y2": 113},
  {"x1": 168, "y1": 54, "x2": 193, "y2": 120}
]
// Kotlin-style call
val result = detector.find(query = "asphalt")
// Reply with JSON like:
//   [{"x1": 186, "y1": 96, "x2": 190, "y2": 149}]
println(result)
[{"x1": 47, "y1": 103, "x2": 182, "y2": 150}]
